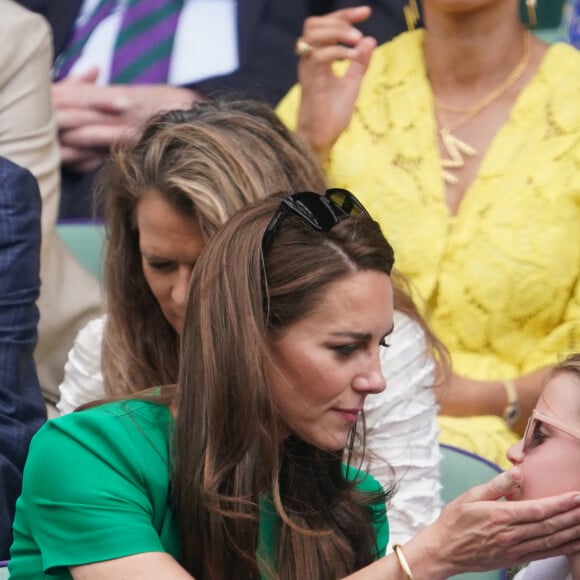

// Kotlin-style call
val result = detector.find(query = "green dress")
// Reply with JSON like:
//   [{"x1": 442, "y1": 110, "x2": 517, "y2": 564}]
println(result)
[{"x1": 9, "y1": 400, "x2": 388, "y2": 579}]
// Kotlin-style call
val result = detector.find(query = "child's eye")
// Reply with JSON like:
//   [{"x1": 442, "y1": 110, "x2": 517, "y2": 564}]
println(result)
[
  {"x1": 379, "y1": 337, "x2": 391, "y2": 349},
  {"x1": 530, "y1": 423, "x2": 549, "y2": 448}
]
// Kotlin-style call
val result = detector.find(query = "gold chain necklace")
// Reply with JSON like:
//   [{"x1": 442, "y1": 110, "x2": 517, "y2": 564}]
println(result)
[{"x1": 436, "y1": 31, "x2": 532, "y2": 185}]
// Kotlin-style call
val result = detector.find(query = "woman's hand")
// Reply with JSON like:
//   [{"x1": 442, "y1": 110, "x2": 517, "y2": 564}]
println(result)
[
  {"x1": 403, "y1": 468, "x2": 580, "y2": 578},
  {"x1": 344, "y1": 469, "x2": 580, "y2": 578},
  {"x1": 295, "y1": 6, "x2": 377, "y2": 162}
]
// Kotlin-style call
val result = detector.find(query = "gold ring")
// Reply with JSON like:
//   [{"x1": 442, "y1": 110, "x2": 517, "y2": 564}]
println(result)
[{"x1": 294, "y1": 36, "x2": 313, "y2": 58}]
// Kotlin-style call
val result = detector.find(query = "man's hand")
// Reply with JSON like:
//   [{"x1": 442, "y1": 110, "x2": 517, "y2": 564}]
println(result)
[{"x1": 53, "y1": 68, "x2": 201, "y2": 173}]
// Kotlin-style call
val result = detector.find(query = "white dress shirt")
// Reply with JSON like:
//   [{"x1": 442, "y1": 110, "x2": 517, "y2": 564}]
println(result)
[{"x1": 69, "y1": 0, "x2": 238, "y2": 85}]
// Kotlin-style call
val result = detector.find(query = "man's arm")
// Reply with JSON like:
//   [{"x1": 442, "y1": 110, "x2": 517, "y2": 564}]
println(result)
[{"x1": 0, "y1": 157, "x2": 46, "y2": 559}]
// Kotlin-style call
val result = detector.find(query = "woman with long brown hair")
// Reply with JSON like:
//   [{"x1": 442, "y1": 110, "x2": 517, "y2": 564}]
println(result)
[{"x1": 10, "y1": 190, "x2": 580, "y2": 579}]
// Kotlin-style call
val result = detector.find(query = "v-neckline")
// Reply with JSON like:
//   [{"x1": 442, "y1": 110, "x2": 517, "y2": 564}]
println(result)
[{"x1": 418, "y1": 35, "x2": 555, "y2": 221}]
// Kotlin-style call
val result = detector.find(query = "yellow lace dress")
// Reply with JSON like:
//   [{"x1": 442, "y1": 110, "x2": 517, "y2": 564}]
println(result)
[{"x1": 277, "y1": 31, "x2": 580, "y2": 468}]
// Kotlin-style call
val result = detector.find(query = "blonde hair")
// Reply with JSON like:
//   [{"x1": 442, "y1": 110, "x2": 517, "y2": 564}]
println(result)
[
  {"x1": 548, "y1": 353, "x2": 580, "y2": 383},
  {"x1": 96, "y1": 98, "x2": 326, "y2": 394}
]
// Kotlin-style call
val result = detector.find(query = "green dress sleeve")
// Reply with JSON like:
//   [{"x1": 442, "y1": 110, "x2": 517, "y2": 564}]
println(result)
[
  {"x1": 9, "y1": 400, "x2": 178, "y2": 579},
  {"x1": 344, "y1": 464, "x2": 389, "y2": 557}
]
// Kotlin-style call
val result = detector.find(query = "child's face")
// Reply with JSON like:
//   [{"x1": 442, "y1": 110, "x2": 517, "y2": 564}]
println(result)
[{"x1": 506, "y1": 372, "x2": 580, "y2": 501}]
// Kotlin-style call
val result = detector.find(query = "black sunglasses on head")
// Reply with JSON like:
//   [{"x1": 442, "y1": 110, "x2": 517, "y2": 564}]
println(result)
[{"x1": 262, "y1": 188, "x2": 370, "y2": 251}]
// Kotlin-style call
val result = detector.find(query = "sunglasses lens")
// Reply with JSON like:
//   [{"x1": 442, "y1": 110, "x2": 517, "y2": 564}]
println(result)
[
  {"x1": 293, "y1": 196, "x2": 336, "y2": 231},
  {"x1": 326, "y1": 188, "x2": 368, "y2": 218},
  {"x1": 262, "y1": 189, "x2": 371, "y2": 252}
]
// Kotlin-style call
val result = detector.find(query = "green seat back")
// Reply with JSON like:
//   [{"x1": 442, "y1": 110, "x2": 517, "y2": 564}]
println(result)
[
  {"x1": 439, "y1": 444, "x2": 507, "y2": 580},
  {"x1": 56, "y1": 222, "x2": 105, "y2": 281}
]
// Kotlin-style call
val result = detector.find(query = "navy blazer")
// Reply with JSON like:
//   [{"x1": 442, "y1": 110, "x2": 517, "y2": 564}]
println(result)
[
  {"x1": 0, "y1": 157, "x2": 46, "y2": 559},
  {"x1": 16, "y1": 0, "x2": 406, "y2": 106}
]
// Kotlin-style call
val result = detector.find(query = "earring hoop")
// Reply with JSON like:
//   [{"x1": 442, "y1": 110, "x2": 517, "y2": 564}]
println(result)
[
  {"x1": 526, "y1": 0, "x2": 537, "y2": 28},
  {"x1": 404, "y1": 0, "x2": 419, "y2": 31}
]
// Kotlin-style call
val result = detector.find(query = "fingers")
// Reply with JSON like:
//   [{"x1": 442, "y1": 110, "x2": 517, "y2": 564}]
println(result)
[
  {"x1": 305, "y1": 5, "x2": 372, "y2": 36},
  {"x1": 60, "y1": 123, "x2": 131, "y2": 150},
  {"x1": 460, "y1": 469, "x2": 580, "y2": 521},
  {"x1": 56, "y1": 107, "x2": 120, "y2": 133},
  {"x1": 293, "y1": 10, "x2": 375, "y2": 163},
  {"x1": 508, "y1": 491, "x2": 580, "y2": 525},
  {"x1": 52, "y1": 82, "x2": 132, "y2": 114},
  {"x1": 342, "y1": 36, "x2": 377, "y2": 77},
  {"x1": 304, "y1": 16, "x2": 364, "y2": 49},
  {"x1": 300, "y1": 39, "x2": 375, "y2": 74},
  {"x1": 301, "y1": 6, "x2": 374, "y2": 54},
  {"x1": 458, "y1": 468, "x2": 523, "y2": 503},
  {"x1": 66, "y1": 66, "x2": 100, "y2": 84},
  {"x1": 517, "y1": 525, "x2": 580, "y2": 563},
  {"x1": 328, "y1": 5, "x2": 373, "y2": 24},
  {"x1": 498, "y1": 501, "x2": 580, "y2": 565},
  {"x1": 472, "y1": 488, "x2": 580, "y2": 563},
  {"x1": 60, "y1": 146, "x2": 107, "y2": 173}
]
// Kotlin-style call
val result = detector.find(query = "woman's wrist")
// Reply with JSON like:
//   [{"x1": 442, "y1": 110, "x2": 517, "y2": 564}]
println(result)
[
  {"x1": 393, "y1": 544, "x2": 414, "y2": 579},
  {"x1": 295, "y1": 125, "x2": 332, "y2": 165},
  {"x1": 395, "y1": 532, "x2": 456, "y2": 580},
  {"x1": 499, "y1": 379, "x2": 520, "y2": 428},
  {"x1": 340, "y1": 535, "x2": 452, "y2": 579}
]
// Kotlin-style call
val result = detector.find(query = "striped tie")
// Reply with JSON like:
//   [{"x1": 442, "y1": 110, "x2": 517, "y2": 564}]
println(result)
[
  {"x1": 53, "y1": 0, "x2": 116, "y2": 81},
  {"x1": 109, "y1": 0, "x2": 184, "y2": 84}
]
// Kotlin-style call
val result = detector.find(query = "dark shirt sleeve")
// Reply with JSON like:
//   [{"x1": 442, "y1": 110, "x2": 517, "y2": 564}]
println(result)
[{"x1": 0, "y1": 157, "x2": 46, "y2": 559}]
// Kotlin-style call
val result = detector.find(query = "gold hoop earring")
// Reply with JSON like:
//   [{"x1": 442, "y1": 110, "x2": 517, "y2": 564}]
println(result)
[
  {"x1": 526, "y1": 0, "x2": 537, "y2": 28},
  {"x1": 404, "y1": 0, "x2": 419, "y2": 31}
]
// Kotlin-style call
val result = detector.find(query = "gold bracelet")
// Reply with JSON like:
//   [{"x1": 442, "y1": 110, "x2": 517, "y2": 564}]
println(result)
[
  {"x1": 501, "y1": 379, "x2": 520, "y2": 429},
  {"x1": 393, "y1": 544, "x2": 414, "y2": 579}
]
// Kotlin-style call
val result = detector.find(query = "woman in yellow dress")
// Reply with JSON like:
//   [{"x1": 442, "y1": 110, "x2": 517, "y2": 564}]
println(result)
[{"x1": 277, "y1": 1, "x2": 580, "y2": 468}]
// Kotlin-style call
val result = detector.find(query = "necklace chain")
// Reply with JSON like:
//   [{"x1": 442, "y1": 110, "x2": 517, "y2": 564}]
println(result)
[{"x1": 437, "y1": 30, "x2": 532, "y2": 185}]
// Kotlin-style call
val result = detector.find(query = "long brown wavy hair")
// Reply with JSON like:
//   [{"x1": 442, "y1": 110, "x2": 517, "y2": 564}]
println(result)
[
  {"x1": 173, "y1": 191, "x2": 395, "y2": 579},
  {"x1": 95, "y1": 97, "x2": 327, "y2": 395}
]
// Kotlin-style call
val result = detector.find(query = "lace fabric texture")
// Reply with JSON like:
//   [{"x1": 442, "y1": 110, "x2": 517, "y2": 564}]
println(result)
[
  {"x1": 277, "y1": 32, "x2": 580, "y2": 467},
  {"x1": 278, "y1": 30, "x2": 580, "y2": 382}
]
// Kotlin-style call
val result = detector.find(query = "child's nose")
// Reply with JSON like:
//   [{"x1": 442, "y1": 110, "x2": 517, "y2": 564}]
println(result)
[{"x1": 506, "y1": 439, "x2": 525, "y2": 466}]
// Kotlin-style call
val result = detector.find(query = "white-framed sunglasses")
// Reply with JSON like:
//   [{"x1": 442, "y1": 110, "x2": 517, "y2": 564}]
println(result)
[{"x1": 523, "y1": 409, "x2": 580, "y2": 452}]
